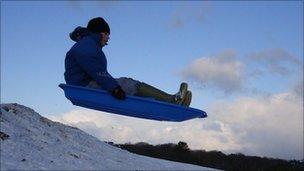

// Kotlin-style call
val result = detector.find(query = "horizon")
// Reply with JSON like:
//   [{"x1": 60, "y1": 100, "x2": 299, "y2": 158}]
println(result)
[{"x1": 1, "y1": 1, "x2": 303, "y2": 160}]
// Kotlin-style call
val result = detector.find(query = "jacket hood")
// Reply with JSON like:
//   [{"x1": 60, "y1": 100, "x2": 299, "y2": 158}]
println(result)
[
  {"x1": 69, "y1": 26, "x2": 90, "y2": 42},
  {"x1": 70, "y1": 26, "x2": 104, "y2": 48}
]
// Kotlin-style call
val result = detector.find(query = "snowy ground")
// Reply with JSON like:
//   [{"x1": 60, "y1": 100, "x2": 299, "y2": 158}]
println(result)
[{"x1": 0, "y1": 103, "x2": 216, "y2": 170}]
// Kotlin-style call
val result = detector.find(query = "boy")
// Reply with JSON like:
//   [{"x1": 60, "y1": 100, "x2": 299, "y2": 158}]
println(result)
[{"x1": 65, "y1": 17, "x2": 192, "y2": 106}]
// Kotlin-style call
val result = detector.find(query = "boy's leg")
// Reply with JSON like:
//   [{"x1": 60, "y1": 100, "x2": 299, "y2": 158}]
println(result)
[
  {"x1": 135, "y1": 82, "x2": 176, "y2": 103},
  {"x1": 116, "y1": 77, "x2": 192, "y2": 106},
  {"x1": 116, "y1": 77, "x2": 141, "y2": 96},
  {"x1": 86, "y1": 80, "x2": 102, "y2": 89},
  {"x1": 116, "y1": 77, "x2": 175, "y2": 102},
  {"x1": 86, "y1": 78, "x2": 140, "y2": 95},
  {"x1": 135, "y1": 81, "x2": 189, "y2": 105}
]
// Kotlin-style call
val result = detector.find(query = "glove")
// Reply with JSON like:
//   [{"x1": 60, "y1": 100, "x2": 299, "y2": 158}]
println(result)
[{"x1": 111, "y1": 86, "x2": 126, "y2": 100}]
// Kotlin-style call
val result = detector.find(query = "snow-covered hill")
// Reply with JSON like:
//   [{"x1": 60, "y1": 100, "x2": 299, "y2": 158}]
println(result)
[{"x1": 0, "y1": 103, "x2": 215, "y2": 170}]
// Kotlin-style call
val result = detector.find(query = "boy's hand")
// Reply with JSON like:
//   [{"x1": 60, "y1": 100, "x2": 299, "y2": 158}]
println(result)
[{"x1": 111, "y1": 87, "x2": 126, "y2": 100}]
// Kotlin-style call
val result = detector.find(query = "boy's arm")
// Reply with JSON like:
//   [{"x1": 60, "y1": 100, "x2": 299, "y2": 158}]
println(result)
[{"x1": 75, "y1": 52, "x2": 119, "y2": 92}]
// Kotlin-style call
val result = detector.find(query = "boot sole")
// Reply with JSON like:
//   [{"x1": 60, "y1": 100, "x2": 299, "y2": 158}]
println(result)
[
  {"x1": 182, "y1": 91, "x2": 192, "y2": 107},
  {"x1": 178, "y1": 82, "x2": 188, "y2": 104}
]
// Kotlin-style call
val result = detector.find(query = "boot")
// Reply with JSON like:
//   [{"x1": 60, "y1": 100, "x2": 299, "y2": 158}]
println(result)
[
  {"x1": 181, "y1": 91, "x2": 192, "y2": 107},
  {"x1": 174, "y1": 82, "x2": 188, "y2": 104}
]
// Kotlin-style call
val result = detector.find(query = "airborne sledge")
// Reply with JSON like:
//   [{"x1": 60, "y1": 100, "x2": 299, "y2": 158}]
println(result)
[{"x1": 59, "y1": 84, "x2": 207, "y2": 122}]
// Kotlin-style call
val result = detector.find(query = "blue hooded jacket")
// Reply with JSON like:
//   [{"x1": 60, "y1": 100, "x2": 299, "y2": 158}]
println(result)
[{"x1": 64, "y1": 27, "x2": 119, "y2": 92}]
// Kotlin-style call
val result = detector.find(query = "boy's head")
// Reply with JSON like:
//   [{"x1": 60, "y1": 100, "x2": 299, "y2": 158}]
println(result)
[
  {"x1": 87, "y1": 17, "x2": 110, "y2": 35},
  {"x1": 87, "y1": 17, "x2": 110, "y2": 46}
]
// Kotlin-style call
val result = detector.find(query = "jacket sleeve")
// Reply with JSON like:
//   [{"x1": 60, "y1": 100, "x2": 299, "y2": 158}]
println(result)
[{"x1": 74, "y1": 50, "x2": 119, "y2": 92}]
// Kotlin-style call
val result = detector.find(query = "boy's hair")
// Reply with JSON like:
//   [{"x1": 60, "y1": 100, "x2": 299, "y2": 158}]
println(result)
[{"x1": 87, "y1": 17, "x2": 110, "y2": 34}]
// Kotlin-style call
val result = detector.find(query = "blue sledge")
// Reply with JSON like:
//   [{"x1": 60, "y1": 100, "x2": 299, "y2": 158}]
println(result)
[{"x1": 59, "y1": 84, "x2": 207, "y2": 122}]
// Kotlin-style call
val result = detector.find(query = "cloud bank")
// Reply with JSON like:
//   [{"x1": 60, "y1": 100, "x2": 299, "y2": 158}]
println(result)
[
  {"x1": 210, "y1": 91, "x2": 303, "y2": 159},
  {"x1": 180, "y1": 50, "x2": 244, "y2": 94},
  {"x1": 180, "y1": 48, "x2": 302, "y2": 95},
  {"x1": 247, "y1": 48, "x2": 301, "y2": 76},
  {"x1": 169, "y1": 1, "x2": 212, "y2": 29}
]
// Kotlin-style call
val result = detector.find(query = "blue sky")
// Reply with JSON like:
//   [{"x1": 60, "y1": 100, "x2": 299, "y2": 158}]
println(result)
[{"x1": 1, "y1": 1, "x2": 303, "y2": 160}]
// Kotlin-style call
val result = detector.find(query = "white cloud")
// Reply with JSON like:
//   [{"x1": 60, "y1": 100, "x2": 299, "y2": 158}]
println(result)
[
  {"x1": 170, "y1": 11, "x2": 184, "y2": 29},
  {"x1": 67, "y1": 1, "x2": 118, "y2": 12},
  {"x1": 51, "y1": 109, "x2": 243, "y2": 153},
  {"x1": 291, "y1": 66, "x2": 304, "y2": 99},
  {"x1": 247, "y1": 48, "x2": 301, "y2": 76},
  {"x1": 51, "y1": 89, "x2": 303, "y2": 160},
  {"x1": 169, "y1": 1, "x2": 212, "y2": 29},
  {"x1": 196, "y1": 1, "x2": 212, "y2": 23},
  {"x1": 180, "y1": 48, "x2": 303, "y2": 96},
  {"x1": 210, "y1": 92, "x2": 303, "y2": 159},
  {"x1": 180, "y1": 50, "x2": 244, "y2": 94},
  {"x1": 293, "y1": 80, "x2": 304, "y2": 99}
]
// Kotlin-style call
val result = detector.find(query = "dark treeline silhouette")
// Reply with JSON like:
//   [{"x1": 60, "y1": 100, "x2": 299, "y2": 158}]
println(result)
[{"x1": 113, "y1": 141, "x2": 303, "y2": 171}]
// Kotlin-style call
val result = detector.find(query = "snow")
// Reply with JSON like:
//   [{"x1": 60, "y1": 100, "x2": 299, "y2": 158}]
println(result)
[{"x1": 0, "y1": 103, "x2": 216, "y2": 170}]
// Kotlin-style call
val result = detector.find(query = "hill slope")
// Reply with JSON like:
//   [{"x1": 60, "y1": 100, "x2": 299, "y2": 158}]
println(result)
[{"x1": 0, "y1": 103, "x2": 215, "y2": 170}]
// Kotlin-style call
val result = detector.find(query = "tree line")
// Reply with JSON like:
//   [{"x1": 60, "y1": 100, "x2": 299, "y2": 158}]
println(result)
[{"x1": 112, "y1": 141, "x2": 303, "y2": 171}]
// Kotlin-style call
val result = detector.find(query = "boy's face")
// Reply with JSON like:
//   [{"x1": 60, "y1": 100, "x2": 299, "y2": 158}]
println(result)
[{"x1": 101, "y1": 32, "x2": 110, "y2": 46}]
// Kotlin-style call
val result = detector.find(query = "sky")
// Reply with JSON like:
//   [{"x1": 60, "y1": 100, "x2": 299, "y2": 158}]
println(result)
[{"x1": 1, "y1": 1, "x2": 303, "y2": 160}]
